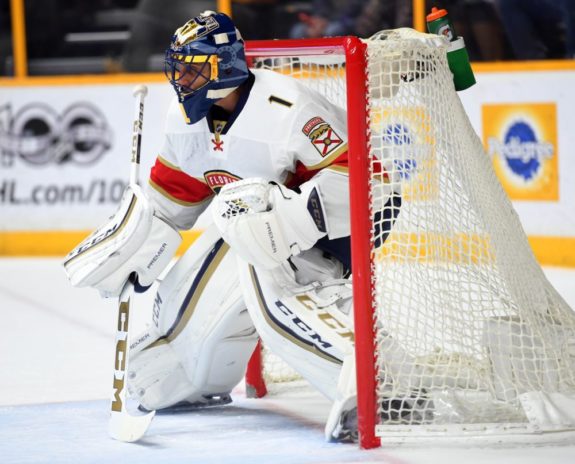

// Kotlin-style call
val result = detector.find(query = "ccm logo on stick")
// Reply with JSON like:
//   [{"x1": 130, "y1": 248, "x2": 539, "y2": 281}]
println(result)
[{"x1": 111, "y1": 300, "x2": 129, "y2": 412}]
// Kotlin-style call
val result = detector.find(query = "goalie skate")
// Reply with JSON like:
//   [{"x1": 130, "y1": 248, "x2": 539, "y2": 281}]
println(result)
[
  {"x1": 329, "y1": 399, "x2": 358, "y2": 443},
  {"x1": 329, "y1": 390, "x2": 434, "y2": 443},
  {"x1": 138, "y1": 393, "x2": 233, "y2": 414}
]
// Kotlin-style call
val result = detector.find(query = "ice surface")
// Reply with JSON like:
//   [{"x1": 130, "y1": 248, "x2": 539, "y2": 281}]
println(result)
[{"x1": 1, "y1": 258, "x2": 575, "y2": 463}]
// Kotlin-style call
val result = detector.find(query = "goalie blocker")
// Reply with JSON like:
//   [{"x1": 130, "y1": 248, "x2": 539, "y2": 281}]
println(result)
[{"x1": 63, "y1": 184, "x2": 182, "y2": 298}]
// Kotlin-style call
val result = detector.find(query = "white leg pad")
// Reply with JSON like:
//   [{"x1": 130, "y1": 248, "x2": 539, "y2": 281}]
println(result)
[
  {"x1": 127, "y1": 327, "x2": 194, "y2": 410},
  {"x1": 238, "y1": 250, "x2": 355, "y2": 401},
  {"x1": 324, "y1": 354, "x2": 358, "y2": 441},
  {"x1": 128, "y1": 225, "x2": 259, "y2": 411}
]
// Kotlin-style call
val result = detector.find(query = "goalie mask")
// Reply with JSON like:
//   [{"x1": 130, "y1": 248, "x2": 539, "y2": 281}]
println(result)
[{"x1": 164, "y1": 11, "x2": 249, "y2": 124}]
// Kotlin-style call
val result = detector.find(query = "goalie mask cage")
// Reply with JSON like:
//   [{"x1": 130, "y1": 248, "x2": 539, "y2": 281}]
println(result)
[{"x1": 243, "y1": 30, "x2": 575, "y2": 449}]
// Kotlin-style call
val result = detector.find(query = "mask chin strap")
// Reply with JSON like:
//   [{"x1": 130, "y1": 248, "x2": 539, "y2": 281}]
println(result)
[
  {"x1": 207, "y1": 86, "x2": 238, "y2": 99},
  {"x1": 179, "y1": 71, "x2": 240, "y2": 125},
  {"x1": 181, "y1": 85, "x2": 237, "y2": 125}
]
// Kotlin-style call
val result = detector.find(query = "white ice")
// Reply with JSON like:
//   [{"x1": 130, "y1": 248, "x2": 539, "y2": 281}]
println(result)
[{"x1": 1, "y1": 258, "x2": 575, "y2": 463}]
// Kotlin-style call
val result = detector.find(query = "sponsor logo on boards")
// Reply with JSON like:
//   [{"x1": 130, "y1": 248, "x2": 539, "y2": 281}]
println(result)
[
  {"x1": 483, "y1": 103, "x2": 558, "y2": 201},
  {"x1": 0, "y1": 102, "x2": 113, "y2": 168}
]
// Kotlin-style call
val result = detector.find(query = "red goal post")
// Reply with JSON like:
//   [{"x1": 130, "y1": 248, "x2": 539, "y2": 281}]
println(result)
[{"x1": 244, "y1": 36, "x2": 380, "y2": 449}]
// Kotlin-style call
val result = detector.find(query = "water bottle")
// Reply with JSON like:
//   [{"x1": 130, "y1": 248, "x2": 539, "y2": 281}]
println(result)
[{"x1": 426, "y1": 7, "x2": 476, "y2": 91}]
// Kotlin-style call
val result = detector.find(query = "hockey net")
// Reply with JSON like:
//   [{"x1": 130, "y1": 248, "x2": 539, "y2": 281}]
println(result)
[{"x1": 244, "y1": 30, "x2": 575, "y2": 447}]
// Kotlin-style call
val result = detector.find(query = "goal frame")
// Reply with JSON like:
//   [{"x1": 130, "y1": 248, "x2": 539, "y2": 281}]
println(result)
[{"x1": 244, "y1": 37, "x2": 380, "y2": 449}]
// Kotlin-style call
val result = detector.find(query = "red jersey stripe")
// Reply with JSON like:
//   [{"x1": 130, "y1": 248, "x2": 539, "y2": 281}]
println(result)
[{"x1": 150, "y1": 157, "x2": 213, "y2": 204}]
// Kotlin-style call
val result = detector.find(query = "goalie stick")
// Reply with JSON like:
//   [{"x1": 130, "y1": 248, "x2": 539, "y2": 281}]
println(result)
[{"x1": 108, "y1": 84, "x2": 155, "y2": 442}]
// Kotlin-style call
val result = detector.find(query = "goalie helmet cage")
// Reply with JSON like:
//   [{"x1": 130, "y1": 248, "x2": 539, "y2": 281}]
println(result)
[{"x1": 243, "y1": 30, "x2": 575, "y2": 450}]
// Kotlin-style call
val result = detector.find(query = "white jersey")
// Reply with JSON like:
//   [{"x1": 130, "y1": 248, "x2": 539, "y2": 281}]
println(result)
[{"x1": 148, "y1": 68, "x2": 351, "y2": 252}]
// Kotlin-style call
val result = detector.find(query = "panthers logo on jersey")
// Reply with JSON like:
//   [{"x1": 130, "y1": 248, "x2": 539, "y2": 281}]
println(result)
[{"x1": 204, "y1": 170, "x2": 242, "y2": 194}]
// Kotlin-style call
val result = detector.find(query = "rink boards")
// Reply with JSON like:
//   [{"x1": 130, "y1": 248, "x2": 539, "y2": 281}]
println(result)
[{"x1": 1, "y1": 62, "x2": 575, "y2": 265}]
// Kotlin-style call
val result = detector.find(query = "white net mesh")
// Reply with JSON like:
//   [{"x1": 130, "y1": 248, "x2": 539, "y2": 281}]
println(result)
[
  {"x1": 367, "y1": 29, "x2": 575, "y2": 433},
  {"x1": 246, "y1": 30, "x2": 575, "y2": 436}
]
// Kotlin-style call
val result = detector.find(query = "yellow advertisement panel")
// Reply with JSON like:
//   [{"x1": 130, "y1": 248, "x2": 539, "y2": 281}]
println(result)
[{"x1": 482, "y1": 103, "x2": 558, "y2": 201}]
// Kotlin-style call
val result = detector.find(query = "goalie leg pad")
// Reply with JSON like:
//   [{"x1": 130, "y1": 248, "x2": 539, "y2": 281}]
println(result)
[
  {"x1": 238, "y1": 251, "x2": 355, "y2": 401},
  {"x1": 238, "y1": 249, "x2": 359, "y2": 442},
  {"x1": 127, "y1": 226, "x2": 259, "y2": 411},
  {"x1": 127, "y1": 328, "x2": 195, "y2": 411},
  {"x1": 324, "y1": 354, "x2": 358, "y2": 442}
]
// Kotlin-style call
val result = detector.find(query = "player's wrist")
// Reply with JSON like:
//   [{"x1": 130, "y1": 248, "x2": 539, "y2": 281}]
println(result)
[{"x1": 271, "y1": 182, "x2": 328, "y2": 253}]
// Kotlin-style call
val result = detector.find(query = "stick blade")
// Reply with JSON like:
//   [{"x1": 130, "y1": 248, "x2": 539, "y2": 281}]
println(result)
[{"x1": 109, "y1": 409, "x2": 156, "y2": 442}]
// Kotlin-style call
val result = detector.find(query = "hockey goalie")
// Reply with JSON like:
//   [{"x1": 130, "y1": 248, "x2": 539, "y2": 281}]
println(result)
[{"x1": 63, "y1": 11, "x2": 399, "y2": 443}]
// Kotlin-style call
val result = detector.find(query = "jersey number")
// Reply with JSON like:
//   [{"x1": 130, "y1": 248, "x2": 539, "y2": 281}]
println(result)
[{"x1": 268, "y1": 96, "x2": 293, "y2": 108}]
